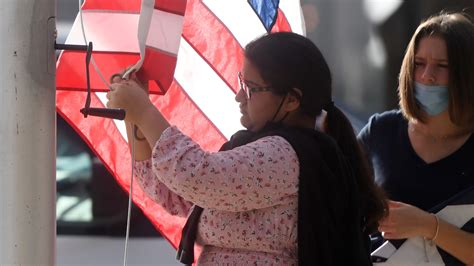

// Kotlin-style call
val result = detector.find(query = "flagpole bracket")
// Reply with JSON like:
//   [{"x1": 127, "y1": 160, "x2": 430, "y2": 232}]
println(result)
[
  {"x1": 54, "y1": 42, "x2": 89, "y2": 51},
  {"x1": 55, "y1": 41, "x2": 126, "y2": 120}
]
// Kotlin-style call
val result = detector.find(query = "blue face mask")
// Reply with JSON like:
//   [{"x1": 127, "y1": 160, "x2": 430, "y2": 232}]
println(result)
[{"x1": 414, "y1": 82, "x2": 449, "y2": 116}]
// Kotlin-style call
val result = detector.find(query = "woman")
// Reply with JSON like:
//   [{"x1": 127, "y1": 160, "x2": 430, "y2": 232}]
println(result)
[
  {"x1": 108, "y1": 32, "x2": 386, "y2": 265},
  {"x1": 358, "y1": 12, "x2": 474, "y2": 264}
]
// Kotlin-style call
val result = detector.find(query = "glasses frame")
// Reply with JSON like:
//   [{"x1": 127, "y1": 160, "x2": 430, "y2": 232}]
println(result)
[{"x1": 238, "y1": 72, "x2": 273, "y2": 99}]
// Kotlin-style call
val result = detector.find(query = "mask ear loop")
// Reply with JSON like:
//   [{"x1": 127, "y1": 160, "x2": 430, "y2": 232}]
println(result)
[
  {"x1": 270, "y1": 95, "x2": 288, "y2": 123},
  {"x1": 270, "y1": 88, "x2": 304, "y2": 124}
]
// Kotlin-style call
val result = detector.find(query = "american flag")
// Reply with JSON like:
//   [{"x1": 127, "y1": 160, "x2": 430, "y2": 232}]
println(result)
[{"x1": 56, "y1": 0, "x2": 304, "y2": 249}]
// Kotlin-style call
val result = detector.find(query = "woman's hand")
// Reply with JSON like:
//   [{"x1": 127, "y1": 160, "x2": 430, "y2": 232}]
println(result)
[
  {"x1": 378, "y1": 201, "x2": 437, "y2": 239},
  {"x1": 110, "y1": 68, "x2": 149, "y2": 93},
  {"x1": 106, "y1": 79, "x2": 154, "y2": 125}
]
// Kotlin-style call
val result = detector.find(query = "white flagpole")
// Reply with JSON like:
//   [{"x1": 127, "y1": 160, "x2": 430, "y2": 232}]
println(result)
[{"x1": 0, "y1": 0, "x2": 56, "y2": 264}]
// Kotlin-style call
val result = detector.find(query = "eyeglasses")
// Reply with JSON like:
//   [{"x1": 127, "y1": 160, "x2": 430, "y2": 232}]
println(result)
[{"x1": 238, "y1": 72, "x2": 273, "y2": 99}]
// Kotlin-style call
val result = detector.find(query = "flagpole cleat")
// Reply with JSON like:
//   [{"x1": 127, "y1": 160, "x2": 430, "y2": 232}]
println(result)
[
  {"x1": 55, "y1": 41, "x2": 127, "y2": 120},
  {"x1": 80, "y1": 107, "x2": 126, "y2": 120},
  {"x1": 54, "y1": 42, "x2": 89, "y2": 51}
]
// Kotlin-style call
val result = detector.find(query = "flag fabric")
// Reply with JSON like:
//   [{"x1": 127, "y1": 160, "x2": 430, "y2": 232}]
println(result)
[
  {"x1": 371, "y1": 187, "x2": 474, "y2": 265},
  {"x1": 56, "y1": 0, "x2": 305, "y2": 251}
]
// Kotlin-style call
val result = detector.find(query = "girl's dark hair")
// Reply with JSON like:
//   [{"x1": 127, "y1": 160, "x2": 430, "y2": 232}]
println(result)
[{"x1": 245, "y1": 32, "x2": 387, "y2": 263}]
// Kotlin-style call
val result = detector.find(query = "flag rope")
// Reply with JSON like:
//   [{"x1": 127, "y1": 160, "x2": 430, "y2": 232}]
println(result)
[
  {"x1": 78, "y1": 0, "x2": 111, "y2": 89},
  {"x1": 77, "y1": 1, "x2": 137, "y2": 265}
]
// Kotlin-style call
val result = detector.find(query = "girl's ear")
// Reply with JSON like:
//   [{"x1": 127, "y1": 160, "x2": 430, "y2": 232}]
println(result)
[{"x1": 284, "y1": 88, "x2": 302, "y2": 112}]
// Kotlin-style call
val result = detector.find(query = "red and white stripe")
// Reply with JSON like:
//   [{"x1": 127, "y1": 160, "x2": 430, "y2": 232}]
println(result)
[{"x1": 56, "y1": 0, "x2": 304, "y2": 250}]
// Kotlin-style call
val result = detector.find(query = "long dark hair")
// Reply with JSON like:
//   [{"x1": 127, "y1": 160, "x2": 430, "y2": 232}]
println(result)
[{"x1": 245, "y1": 32, "x2": 387, "y2": 264}]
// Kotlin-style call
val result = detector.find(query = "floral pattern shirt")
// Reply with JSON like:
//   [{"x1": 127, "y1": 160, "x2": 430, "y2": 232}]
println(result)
[{"x1": 134, "y1": 126, "x2": 300, "y2": 265}]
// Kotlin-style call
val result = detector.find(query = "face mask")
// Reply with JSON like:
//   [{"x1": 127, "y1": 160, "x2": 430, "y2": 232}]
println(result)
[{"x1": 414, "y1": 82, "x2": 449, "y2": 116}]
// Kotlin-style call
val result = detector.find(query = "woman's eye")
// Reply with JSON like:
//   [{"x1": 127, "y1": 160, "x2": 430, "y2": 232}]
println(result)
[
  {"x1": 438, "y1": 64, "x2": 449, "y2": 68},
  {"x1": 414, "y1": 62, "x2": 424, "y2": 67}
]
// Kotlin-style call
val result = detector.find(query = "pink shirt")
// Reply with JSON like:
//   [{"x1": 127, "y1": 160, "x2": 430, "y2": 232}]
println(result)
[{"x1": 135, "y1": 126, "x2": 300, "y2": 265}]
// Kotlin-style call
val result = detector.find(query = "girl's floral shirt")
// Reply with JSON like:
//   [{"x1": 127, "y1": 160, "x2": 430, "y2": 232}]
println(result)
[{"x1": 134, "y1": 126, "x2": 300, "y2": 265}]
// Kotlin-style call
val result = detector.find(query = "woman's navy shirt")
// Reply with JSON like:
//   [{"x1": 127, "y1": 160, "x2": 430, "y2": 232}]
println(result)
[{"x1": 358, "y1": 110, "x2": 474, "y2": 211}]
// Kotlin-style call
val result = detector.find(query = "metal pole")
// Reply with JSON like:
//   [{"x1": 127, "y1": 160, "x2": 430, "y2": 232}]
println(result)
[{"x1": 0, "y1": 0, "x2": 56, "y2": 264}]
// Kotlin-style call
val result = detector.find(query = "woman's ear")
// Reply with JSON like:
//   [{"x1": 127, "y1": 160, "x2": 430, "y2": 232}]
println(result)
[{"x1": 284, "y1": 88, "x2": 302, "y2": 112}]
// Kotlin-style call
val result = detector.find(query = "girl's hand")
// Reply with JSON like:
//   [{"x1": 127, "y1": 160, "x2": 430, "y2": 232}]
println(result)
[
  {"x1": 378, "y1": 201, "x2": 437, "y2": 239},
  {"x1": 110, "y1": 67, "x2": 149, "y2": 94},
  {"x1": 106, "y1": 79, "x2": 154, "y2": 125}
]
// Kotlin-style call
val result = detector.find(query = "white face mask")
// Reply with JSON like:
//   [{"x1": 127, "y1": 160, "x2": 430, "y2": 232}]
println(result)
[{"x1": 414, "y1": 82, "x2": 449, "y2": 116}]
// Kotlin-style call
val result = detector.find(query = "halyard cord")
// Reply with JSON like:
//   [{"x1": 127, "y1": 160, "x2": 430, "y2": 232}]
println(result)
[{"x1": 77, "y1": 1, "x2": 135, "y2": 265}]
